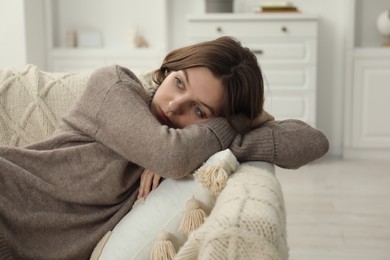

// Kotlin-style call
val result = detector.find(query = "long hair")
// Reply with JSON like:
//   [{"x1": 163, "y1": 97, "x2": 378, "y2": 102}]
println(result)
[{"x1": 153, "y1": 36, "x2": 264, "y2": 131}]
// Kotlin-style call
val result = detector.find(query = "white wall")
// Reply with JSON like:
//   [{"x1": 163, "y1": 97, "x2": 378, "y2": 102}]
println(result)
[
  {"x1": 170, "y1": 0, "x2": 350, "y2": 156},
  {"x1": 0, "y1": 0, "x2": 28, "y2": 68},
  {"x1": 0, "y1": 0, "x2": 45, "y2": 69},
  {"x1": 24, "y1": 0, "x2": 46, "y2": 69},
  {"x1": 289, "y1": 0, "x2": 349, "y2": 156}
]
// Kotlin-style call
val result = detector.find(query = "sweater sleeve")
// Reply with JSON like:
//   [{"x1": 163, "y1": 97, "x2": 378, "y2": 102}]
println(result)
[
  {"x1": 62, "y1": 65, "x2": 237, "y2": 178},
  {"x1": 229, "y1": 119, "x2": 329, "y2": 169}
]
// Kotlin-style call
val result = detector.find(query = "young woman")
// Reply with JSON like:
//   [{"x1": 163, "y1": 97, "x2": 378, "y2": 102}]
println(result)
[{"x1": 0, "y1": 36, "x2": 328, "y2": 259}]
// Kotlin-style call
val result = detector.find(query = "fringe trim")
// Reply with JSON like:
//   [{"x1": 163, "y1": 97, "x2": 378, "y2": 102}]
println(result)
[
  {"x1": 179, "y1": 197, "x2": 207, "y2": 235},
  {"x1": 150, "y1": 231, "x2": 176, "y2": 260},
  {"x1": 194, "y1": 165, "x2": 230, "y2": 196}
]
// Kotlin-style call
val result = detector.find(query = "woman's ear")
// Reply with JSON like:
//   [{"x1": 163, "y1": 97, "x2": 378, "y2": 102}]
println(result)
[{"x1": 164, "y1": 69, "x2": 170, "y2": 77}]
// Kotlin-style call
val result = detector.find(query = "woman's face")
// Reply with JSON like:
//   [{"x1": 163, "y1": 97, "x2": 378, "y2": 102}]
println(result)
[{"x1": 151, "y1": 67, "x2": 225, "y2": 128}]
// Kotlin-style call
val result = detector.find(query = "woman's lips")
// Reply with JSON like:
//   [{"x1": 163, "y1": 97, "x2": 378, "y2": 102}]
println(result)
[{"x1": 158, "y1": 108, "x2": 174, "y2": 127}]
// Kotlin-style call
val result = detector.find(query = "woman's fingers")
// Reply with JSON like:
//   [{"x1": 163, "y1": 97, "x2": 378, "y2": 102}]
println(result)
[
  {"x1": 144, "y1": 170, "x2": 153, "y2": 197},
  {"x1": 138, "y1": 170, "x2": 146, "y2": 198},
  {"x1": 138, "y1": 169, "x2": 161, "y2": 199},
  {"x1": 138, "y1": 170, "x2": 151, "y2": 198},
  {"x1": 152, "y1": 174, "x2": 161, "y2": 190}
]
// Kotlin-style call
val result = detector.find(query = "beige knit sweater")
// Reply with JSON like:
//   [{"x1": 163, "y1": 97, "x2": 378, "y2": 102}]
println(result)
[{"x1": 0, "y1": 65, "x2": 328, "y2": 259}]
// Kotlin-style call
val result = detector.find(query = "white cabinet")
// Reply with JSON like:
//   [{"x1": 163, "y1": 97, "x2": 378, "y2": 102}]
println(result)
[
  {"x1": 343, "y1": 0, "x2": 390, "y2": 159},
  {"x1": 186, "y1": 14, "x2": 318, "y2": 126},
  {"x1": 352, "y1": 53, "x2": 390, "y2": 148},
  {"x1": 344, "y1": 50, "x2": 390, "y2": 158},
  {"x1": 43, "y1": 0, "x2": 169, "y2": 73}
]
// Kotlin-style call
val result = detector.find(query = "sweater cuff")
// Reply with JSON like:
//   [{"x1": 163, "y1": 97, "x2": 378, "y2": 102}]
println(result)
[
  {"x1": 230, "y1": 125, "x2": 275, "y2": 163},
  {"x1": 201, "y1": 117, "x2": 236, "y2": 150}
]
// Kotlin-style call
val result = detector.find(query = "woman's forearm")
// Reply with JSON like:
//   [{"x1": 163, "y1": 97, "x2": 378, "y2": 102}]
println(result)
[{"x1": 229, "y1": 119, "x2": 329, "y2": 169}]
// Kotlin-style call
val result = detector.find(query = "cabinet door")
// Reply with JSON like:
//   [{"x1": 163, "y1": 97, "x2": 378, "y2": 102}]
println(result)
[{"x1": 352, "y1": 58, "x2": 390, "y2": 148}]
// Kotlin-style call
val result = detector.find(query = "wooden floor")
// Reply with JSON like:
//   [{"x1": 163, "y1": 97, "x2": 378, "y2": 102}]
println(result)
[{"x1": 275, "y1": 156, "x2": 390, "y2": 260}]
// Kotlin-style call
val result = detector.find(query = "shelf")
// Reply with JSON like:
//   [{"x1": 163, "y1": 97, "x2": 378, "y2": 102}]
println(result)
[
  {"x1": 353, "y1": 47, "x2": 390, "y2": 58},
  {"x1": 343, "y1": 0, "x2": 390, "y2": 158},
  {"x1": 46, "y1": 0, "x2": 168, "y2": 50},
  {"x1": 188, "y1": 13, "x2": 318, "y2": 22},
  {"x1": 43, "y1": 0, "x2": 169, "y2": 72},
  {"x1": 49, "y1": 48, "x2": 164, "y2": 58}
]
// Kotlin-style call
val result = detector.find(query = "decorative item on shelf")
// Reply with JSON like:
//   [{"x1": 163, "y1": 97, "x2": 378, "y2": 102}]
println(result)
[
  {"x1": 77, "y1": 29, "x2": 102, "y2": 48},
  {"x1": 134, "y1": 34, "x2": 149, "y2": 48},
  {"x1": 259, "y1": 1, "x2": 299, "y2": 13},
  {"x1": 129, "y1": 25, "x2": 149, "y2": 48},
  {"x1": 377, "y1": 10, "x2": 390, "y2": 47},
  {"x1": 205, "y1": 0, "x2": 233, "y2": 13},
  {"x1": 66, "y1": 28, "x2": 77, "y2": 48}
]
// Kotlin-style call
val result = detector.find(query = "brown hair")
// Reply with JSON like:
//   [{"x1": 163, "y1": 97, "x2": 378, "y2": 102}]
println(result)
[{"x1": 153, "y1": 36, "x2": 264, "y2": 131}]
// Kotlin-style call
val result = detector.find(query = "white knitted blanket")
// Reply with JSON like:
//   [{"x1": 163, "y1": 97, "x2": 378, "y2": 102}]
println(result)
[
  {"x1": 0, "y1": 65, "x2": 89, "y2": 147},
  {"x1": 0, "y1": 65, "x2": 153, "y2": 147},
  {"x1": 175, "y1": 161, "x2": 288, "y2": 260}
]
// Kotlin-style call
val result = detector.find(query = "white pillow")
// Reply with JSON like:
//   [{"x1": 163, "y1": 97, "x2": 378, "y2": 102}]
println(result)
[{"x1": 96, "y1": 149, "x2": 239, "y2": 260}]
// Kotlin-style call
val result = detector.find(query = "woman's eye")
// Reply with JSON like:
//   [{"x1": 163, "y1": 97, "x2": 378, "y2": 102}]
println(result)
[
  {"x1": 194, "y1": 105, "x2": 204, "y2": 118},
  {"x1": 175, "y1": 77, "x2": 184, "y2": 89}
]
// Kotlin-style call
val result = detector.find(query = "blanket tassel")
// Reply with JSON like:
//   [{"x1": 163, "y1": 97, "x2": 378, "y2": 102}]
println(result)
[
  {"x1": 194, "y1": 165, "x2": 229, "y2": 196},
  {"x1": 179, "y1": 197, "x2": 207, "y2": 235},
  {"x1": 150, "y1": 231, "x2": 176, "y2": 260}
]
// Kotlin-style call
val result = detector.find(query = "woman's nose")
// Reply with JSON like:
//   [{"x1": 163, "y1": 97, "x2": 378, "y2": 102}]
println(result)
[{"x1": 168, "y1": 97, "x2": 185, "y2": 114}]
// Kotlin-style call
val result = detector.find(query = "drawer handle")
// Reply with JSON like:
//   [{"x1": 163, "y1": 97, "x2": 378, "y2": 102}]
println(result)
[
  {"x1": 216, "y1": 26, "x2": 223, "y2": 33},
  {"x1": 252, "y1": 50, "x2": 264, "y2": 55},
  {"x1": 281, "y1": 26, "x2": 288, "y2": 33}
]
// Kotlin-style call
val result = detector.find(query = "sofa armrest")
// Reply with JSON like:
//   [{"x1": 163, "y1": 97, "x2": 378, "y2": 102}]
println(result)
[{"x1": 174, "y1": 161, "x2": 288, "y2": 260}]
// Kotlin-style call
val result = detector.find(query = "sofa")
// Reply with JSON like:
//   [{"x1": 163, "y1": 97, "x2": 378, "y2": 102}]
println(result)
[{"x1": 0, "y1": 65, "x2": 288, "y2": 260}]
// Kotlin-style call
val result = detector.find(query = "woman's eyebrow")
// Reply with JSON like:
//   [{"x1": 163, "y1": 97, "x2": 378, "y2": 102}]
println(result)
[
  {"x1": 182, "y1": 69, "x2": 216, "y2": 116},
  {"x1": 183, "y1": 69, "x2": 190, "y2": 87},
  {"x1": 200, "y1": 101, "x2": 215, "y2": 116}
]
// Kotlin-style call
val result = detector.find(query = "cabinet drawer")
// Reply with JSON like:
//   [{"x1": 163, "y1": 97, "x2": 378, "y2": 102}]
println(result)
[
  {"x1": 248, "y1": 39, "x2": 316, "y2": 63},
  {"x1": 262, "y1": 66, "x2": 315, "y2": 90},
  {"x1": 187, "y1": 37, "x2": 316, "y2": 63},
  {"x1": 264, "y1": 92, "x2": 316, "y2": 126},
  {"x1": 187, "y1": 20, "x2": 317, "y2": 38}
]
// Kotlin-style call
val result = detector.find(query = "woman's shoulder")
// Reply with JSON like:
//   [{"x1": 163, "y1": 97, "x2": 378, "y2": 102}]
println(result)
[
  {"x1": 89, "y1": 65, "x2": 147, "y2": 98},
  {"x1": 89, "y1": 65, "x2": 139, "y2": 85}
]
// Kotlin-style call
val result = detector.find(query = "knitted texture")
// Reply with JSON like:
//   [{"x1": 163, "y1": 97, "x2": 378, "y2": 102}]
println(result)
[
  {"x1": 174, "y1": 161, "x2": 288, "y2": 260},
  {"x1": 0, "y1": 65, "x2": 154, "y2": 147},
  {"x1": 0, "y1": 65, "x2": 89, "y2": 146}
]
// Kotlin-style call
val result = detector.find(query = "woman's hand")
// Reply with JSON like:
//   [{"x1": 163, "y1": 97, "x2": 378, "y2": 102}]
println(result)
[
  {"x1": 138, "y1": 169, "x2": 161, "y2": 199},
  {"x1": 231, "y1": 110, "x2": 275, "y2": 134},
  {"x1": 251, "y1": 110, "x2": 275, "y2": 129}
]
